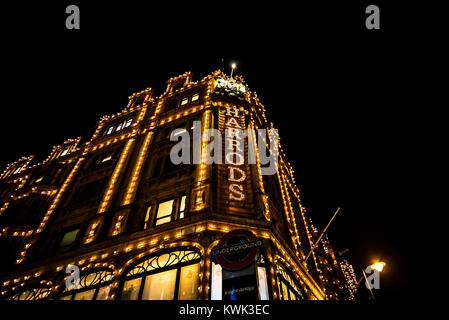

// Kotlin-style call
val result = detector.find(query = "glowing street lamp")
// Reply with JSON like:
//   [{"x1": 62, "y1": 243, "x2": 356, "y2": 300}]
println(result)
[
  {"x1": 371, "y1": 261, "x2": 386, "y2": 272},
  {"x1": 357, "y1": 261, "x2": 387, "y2": 300},
  {"x1": 230, "y1": 63, "x2": 237, "y2": 78}
]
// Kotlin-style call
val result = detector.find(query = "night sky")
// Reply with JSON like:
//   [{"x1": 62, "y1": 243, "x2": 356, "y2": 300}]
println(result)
[{"x1": 1, "y1": 1, "x2": 416, "y2": 301}]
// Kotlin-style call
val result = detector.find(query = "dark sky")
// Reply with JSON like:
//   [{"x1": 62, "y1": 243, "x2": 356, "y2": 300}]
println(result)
[{"x1": 0, "y1": 1, "x2": 417, "y2": 301}]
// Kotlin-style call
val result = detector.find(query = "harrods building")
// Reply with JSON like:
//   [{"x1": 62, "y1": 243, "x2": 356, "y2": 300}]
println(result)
[{"x1": 0, "y1": 70, "x2": 352, "y2": 301}]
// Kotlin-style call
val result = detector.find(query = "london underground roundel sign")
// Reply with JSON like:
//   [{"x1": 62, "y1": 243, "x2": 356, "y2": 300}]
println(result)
[{"x1": 211, "y1": 229, "x2": 263, "y2": 271}]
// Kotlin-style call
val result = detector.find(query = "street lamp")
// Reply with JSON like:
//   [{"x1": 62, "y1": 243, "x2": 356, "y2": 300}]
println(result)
[
  {"x1": 357, "y1": 261, "x2": 386, "y2": 300},
  {"x1": 230, "y1": 63, "x2": 237, "y2": 78},
  {"x1": 371, "y1": 261, "x2": 386, "y2": 272}
]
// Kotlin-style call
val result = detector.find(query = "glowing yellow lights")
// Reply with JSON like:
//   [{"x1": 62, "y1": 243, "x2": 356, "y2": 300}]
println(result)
[
  {"x1": 0, "y1": 69, "x2": 339, "y2": 301},
  {"x1": 249, "y1": 120, "x2": 271, "y2": 221},
  {"x1": 85, "y1": 222, "x2": 100, "y2": 244},
  {"x1": 121, "y1": 132, "x2": 154, "y2": 206},
  {"x1": 98, "y1": 139, "x2": 135, "y2": 213},
  {"x1": 112, "y1": 216, "x2": 124, "y2": 236},
  {"x1": 371, "y1": 261, "x2": 386, "y2": 272},
  {"x1": 197, "y1": 110, "x2": 212, "y2": 185}
]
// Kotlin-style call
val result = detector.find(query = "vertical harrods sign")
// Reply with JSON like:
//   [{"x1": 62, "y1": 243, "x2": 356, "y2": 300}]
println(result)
[{"x1": 211, "y1": 229, "x2": 264, "y2": 300}]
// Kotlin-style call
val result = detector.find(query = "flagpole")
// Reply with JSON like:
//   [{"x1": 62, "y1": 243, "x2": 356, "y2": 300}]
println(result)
[{"x1": 304, "y1": 207, "x2": 341, "y2": 262}]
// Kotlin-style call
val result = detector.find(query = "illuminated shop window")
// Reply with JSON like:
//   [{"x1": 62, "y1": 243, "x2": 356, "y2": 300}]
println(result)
[
  {"x1": 191, "y1": 93, "x2": 199, "y2": 102},
  {"x1": 178, "y1": 263, "x2": 201, "y2": 299},
  {"x1": 122, "y1": 278, "x2": 142, "y2": 300},
  {"x1": 211, "y1": 262, "x2": 269, "y2": 300},
  {"x1": 143, "y1": 206, "x2": 152, "y2": 230},
  {"x1": 155, "y1": 199, "x2": 174, "y2": 226},
  {"x1": 142, "y1": 269, "x2": 177, "y2": 299},
  {"x1": 59, "y1": 270, "x2": 113, "y2": 300},
  {"x1": 276, "y1": 264, "x2": 305, "y2": 300},
  {"x1": 120, "y1": 249, "x2": 201, "y2": 300},
  {"x1": 5, "y1": 287, "x2": 51, "y2": 300},
  {"x1": 58, "y1": 228, "x2": 80, "y2": 253}
]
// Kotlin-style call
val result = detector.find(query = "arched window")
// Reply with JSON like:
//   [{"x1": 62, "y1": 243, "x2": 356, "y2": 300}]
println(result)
[
  {"x1": 121, "y1": 248, "x2": 201, "y2": 300},
  {"x1": 5, "y1": 287, "x2": 51, "y2": 300},
  {"x1": 59, "y1": 269, "x2": 113, "y2": 300},
  {"x1": 276, "y1": 263, "x2": 306, "y2": 300}
]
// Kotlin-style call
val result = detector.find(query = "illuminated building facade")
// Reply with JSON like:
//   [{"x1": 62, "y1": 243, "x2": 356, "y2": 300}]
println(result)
[{"x1": 0, "y1": 70, "x2": 351, "y2": 300}]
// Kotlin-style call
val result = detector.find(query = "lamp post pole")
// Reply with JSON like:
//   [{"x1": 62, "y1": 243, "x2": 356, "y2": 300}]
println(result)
[
  {"x1": 357, "y1": 269, "x2": 376, "y2": 300},
  {"x1": 356, "y1": 262, "x2": 386, "y2": 301},
  {"x1": 230, "y1": 63, "x2": 236, "y2": 78}
]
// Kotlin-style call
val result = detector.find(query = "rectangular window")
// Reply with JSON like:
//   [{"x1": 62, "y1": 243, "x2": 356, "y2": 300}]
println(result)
[
  {"x1": 257, "y1": 267, "x2": 269, "y2": 300},
  {"x1": 60, "y1": 148, "x2": 70, "y2": 157},
  {"x1": 211, "y1": 262, "x2": 222, "y2": 300},
  {"x1": 100, "y1": 152, "x2": 113, "y2": 163},
  {"x1": 59, "y1": 228, "x2": 80, "y2": 252},
  {"x1": 166, "y1": 100, "x2": 178, "y2": 111},
  {"x1": 141, "y1": 269, "x2": 177, "y2": 300},
  {"x1": 96, "y1": 286, "x2": 111, "y2": 300},
  {"x1": 152, "y1": 157, "x2": 164, "y2": 178},
  {"x1": 74, "y1": 289, "x2": 96, "y2": 300},
  {"x1": 77, "y1": 178, "x2": 107, "y2": 203},
  {"x1": 124, "y1": 118, "x2": 133, "y2": 128},
  {"x1": 106, "y1": 126, "x2": 114, "y2": 135},
  {"x1": 179, "y1": 195, "x2": 186, "y2": 219},
  {"x1": 180, "y1": 97, "x2": 189, "y2": 106},
  {"x1": 121, "y1": 278, "x2": 142, "y2": 300},
  {"x1": 116, "y1": 123, "x2": 123, "y2": 131},
  {"x1": 162, "y1": 156, "x2": 177, "y2": 175},
  {"x1": 289, "y1": 289, "x2": 296, "y2": 300},
  {"x1": 191, "y1": 93, "x2": 199, "y2": 102},
  {"x1": 143, "y1": 206, "x2": 152, "y2": 230},
  {"x1": 280, "y1": 281, "x2": 289, "y2": 300},
  {"x1": 178, "y1": 263, "x2": 200, "y2": 300},
  {"x1": 155, "y1": 199, "x2": 174, "y2": 226}
]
